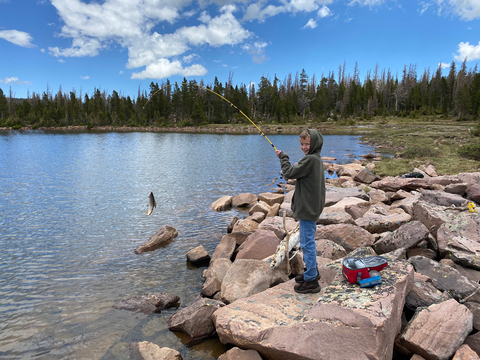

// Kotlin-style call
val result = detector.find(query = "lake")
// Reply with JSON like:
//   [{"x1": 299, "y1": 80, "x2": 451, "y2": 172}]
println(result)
[{"x1": 0, "y1": 130, "x2": 376, "y2": 359}]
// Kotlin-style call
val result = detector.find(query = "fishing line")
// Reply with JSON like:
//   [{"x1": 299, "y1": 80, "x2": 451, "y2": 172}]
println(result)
[{"x1": 143, "y1": 82, "x2": 277, "y2": 151}]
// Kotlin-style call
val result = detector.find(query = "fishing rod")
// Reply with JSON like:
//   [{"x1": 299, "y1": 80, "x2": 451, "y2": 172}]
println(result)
[{"x1": 143, "y1": 82, "x2": 277, "y2": 151}]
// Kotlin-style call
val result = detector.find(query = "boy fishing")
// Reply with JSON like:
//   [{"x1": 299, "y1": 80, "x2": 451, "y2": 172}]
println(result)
[{"x1": 275, "y1": 129, "x2": 326, "y2": 293}]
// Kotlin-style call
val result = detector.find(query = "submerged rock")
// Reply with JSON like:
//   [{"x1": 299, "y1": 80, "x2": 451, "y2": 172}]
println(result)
[
  {"x1": 135, "y1": 225, "x2": 178, "y2": 254},
  {"x1": 113, "y1": 292, "x2": 179, "y2": 314}
]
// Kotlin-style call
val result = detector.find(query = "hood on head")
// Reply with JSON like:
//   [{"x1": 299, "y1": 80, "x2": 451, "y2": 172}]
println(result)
[{"x1": 307, "y1": 129, "x2": 323, "y2": 155}]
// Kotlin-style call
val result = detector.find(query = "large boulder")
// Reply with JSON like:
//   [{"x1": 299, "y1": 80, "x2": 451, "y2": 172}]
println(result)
[
  {"x1": 440, "y1": 259, "x2": 480, "y2": 283},
  {"x1": 325, "y1": 186, "x2": 369, "y2": 206},
  {"x1": 258, "y1": 192, "x2": 284, "y2": 206},
  {"x1": 129, "y1": 342, "x2": 183, "y2": 360},
  {"x1": 218, "y1": 347, "x2": 263, "y2": 360},
  {"x1": 315, "y1": 239, "x2": 347, "y2": 260},
  {"x1": 168, "y1": 298, "x2": 225, "y2": 340},
  {"x1": 444, "y1": 183, "x2": 469, "y2": 195},
  {"x1": 458, "y1": 172, "x2": 480, "y2": 187},
  {"x1": 409, "y1": 256, "x2": 480, "y2": 303},
  {"x1": 396, "y1": 299, "x2": 473, "y2": 360},
  {"x1": 315, "y1": 224, "x2": 375, "y2": 253},
  {"x1": 202, "y1": 258, "x2": 232, "y2": 298},
  {"x1": 236, "y1": 229, "x2": 281, "y2": 261},
  {"x1": 418, "y1": 190, "x2": 469, "y2": 208},
  {"x1": 404, "y1": 273, "x2": 451, "y2": 311},
  {"x1": 412, "y1": 201, "x2": 452, "y2": 238},
  {"x1": 232, "y1": 219, "x2": 259, "y2": 233},
  {"x1": 324, "y1": 196, "x2": 369, "y2": 212},
  {"x1": 354, "y1": 168, "x2": 381, "y2": 184},
  {"x1": 211, "y1": 234, "x2": 237, "y2": 262},
  {"x1": 211, "y1": 196, "x2": 233, "y2": 211},
  {"x1": 367, "y1": 188, "x2": 389, "y2": 204},
  {"x1": 227, "y1": 232, "x2": 251, "y2": 247},
  {"x1": 135, "y1": 225, "x2": 178, "y2": 254},
  {"x1": 186, "y1": 245, "x2": 210, "y2": 265},
  {"x1": 390, "y1": 194, "x2": 420, "y2": 217},
  {"x1": 317, "y1": 209, "x2": 355, "y2": 225},
  {"x1": 258, "y1": 216, "x2": 298, "y2": 239},
  {"x1": 444, "y1": 236, "x2": 480, "y2": 270},
  {"x1": 373, "y1": 221, "x2": 430, "y2": 255},
  {"x1": 436, "y1": 211, "x2": 480, "y2": 256},
  {"x1": 452, "y1": 344, "x2": 480, "y2": 360},
  {"x1": 344, "y1": 202, "x2": 372, "y2": 220},
  {"x1": 249, "y1": 201, "x2": 271, "y2": 216},
  {"x1": 220, "y1": 259, "x2": 289, "y2": 304},
  {"x1": 213, "y1": 258, "x2": 414, "y2": 360},
  {"x1": 355, "y1": 206, "x2": 412, "y2": 234},
  {"x1": 370, "y1": 175, "x2": 462, "y2": 192},
  {"x1": 232, "y1": 193, "x2": 258, "y2": 207}
]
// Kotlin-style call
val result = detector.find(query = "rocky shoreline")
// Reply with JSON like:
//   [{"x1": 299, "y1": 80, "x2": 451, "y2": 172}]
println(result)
[{"x1": 118, "y1": 159, "x2": 480, "y2": 360}]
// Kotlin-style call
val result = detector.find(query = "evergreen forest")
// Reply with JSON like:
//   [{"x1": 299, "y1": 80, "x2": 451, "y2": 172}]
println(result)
[{"x1": 1, "y1": 60, "x2": 480, "y2": 130}]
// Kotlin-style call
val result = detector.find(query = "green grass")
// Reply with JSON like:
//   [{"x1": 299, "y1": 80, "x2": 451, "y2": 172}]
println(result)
[{"x1": 360, "y1": 116, "x2": 480, "y2": 176}]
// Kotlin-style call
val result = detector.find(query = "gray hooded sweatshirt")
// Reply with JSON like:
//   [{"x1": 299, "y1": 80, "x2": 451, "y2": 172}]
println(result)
[{"x1": 279, "y1": 129, "x2": 326, "y2": 222}]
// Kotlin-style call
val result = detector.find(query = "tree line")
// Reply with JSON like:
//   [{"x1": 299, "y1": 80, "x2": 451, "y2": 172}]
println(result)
[{"x1": 1, "y1": 60, "x2": 480, "y2": 129}]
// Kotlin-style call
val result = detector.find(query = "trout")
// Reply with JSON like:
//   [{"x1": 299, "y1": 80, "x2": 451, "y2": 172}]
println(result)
[{"x1": 147, "y1": 192, "x2": 156, "y2": 216}]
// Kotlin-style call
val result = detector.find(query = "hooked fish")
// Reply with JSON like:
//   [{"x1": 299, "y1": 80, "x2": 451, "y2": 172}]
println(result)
[{"x1": 147, "y1": 192, "x2": 156, "y2": 216}]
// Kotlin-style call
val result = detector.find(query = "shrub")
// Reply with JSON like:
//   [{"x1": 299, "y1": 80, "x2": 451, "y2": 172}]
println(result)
[{"x1": 458, "y1": 142, "x2": 480, "y2": 161}]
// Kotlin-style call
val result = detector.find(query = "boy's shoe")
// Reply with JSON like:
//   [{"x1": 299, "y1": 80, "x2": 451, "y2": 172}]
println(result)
[
  {"x1": 295, "y1": 272, "x2": 320, "y2": 283},
  {"x1": 294, "y1": 279, "x2": 321, "y2": 294}
]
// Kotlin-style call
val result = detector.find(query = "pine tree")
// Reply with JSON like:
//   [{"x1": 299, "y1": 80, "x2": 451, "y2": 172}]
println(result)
[{"x1": 0, "y1": 88, "x2": 9, "y2": 119}]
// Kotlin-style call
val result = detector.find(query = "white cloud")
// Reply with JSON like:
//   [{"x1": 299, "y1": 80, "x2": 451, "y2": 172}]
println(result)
[
  {"x1": 285, "y1": 0, "x2": 320, "y2": 13},
  {"x1": 243, "y1": 3, "x2": 285, "y2": 22},
  {"x1": 434, "y1": 0, "x2": 480, "y2": 20},
  {"x1": 348, "y1": 0, "x2": 384, "y2": 7},
  {"x1": 183, "y1": 53, "x2": 200, "y2": 63},
  {"x1": 243, "y1": 0, "x2": 333, "y2": 22},
  {"x1": 49, "y1": 37, "x2": 102, "y2": 57},
  {"x1": 131, "y1": 58, "x2": 207, "y2": 79},
  {"x1": 126, "y1": 32, "x2": 189, "y2": 69},
  {"x1": 439, "y1": 62, "x2": 450, "y2": 69},
  {"x1": 178, "y1": 5, "x2": 251, "y2": 47},
  {"x1": 303, "y1": 19, "x2": 318, "y2": 29},
  {"x1": 418, "y1": 1, "x2": 431, "y2": 15},
  {"x1": 454, "y1": 41, "x2": 480, "y2": 61},
  {"x1": 80, "y1": 75, "x2": 90, "y2": 79},
  {"x1": 48, "y1": 0, "x2": 254, "y2": 81},
  {"x1": 0, "y1": 77, "x2": 19, "y2": 84},
  {"x1": 242, "y1": 41, "x2": 268, "y2": 64},
  {"x1": 0, "y1": 30, "x2": 34, "y2": 48},
  {"x1": 318, "y1": 5, "x2": 333, "y2": 17}
]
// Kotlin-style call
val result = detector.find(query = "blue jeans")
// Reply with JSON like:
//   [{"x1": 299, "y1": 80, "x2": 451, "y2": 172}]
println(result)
[{"x1": 299, "y1": 219, "x2": 318, "y2": 282}]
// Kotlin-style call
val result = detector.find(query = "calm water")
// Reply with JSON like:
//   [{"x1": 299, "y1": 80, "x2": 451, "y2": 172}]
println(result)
[{"x1": 0, "y1": 131, "x2": 375, "y2": 360}]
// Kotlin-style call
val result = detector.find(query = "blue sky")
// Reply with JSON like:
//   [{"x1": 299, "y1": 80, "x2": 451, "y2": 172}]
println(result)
[{"x1": 1, "y1": 0, "x2": 480, "y2": 99}]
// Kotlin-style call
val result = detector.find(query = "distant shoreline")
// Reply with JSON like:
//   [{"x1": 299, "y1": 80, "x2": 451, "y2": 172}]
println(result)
[{"x1": 0, "y1": 123, "x2": 372, "y2": 136}]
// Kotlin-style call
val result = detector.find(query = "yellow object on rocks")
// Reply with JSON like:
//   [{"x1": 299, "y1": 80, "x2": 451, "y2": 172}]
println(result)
[{"x1": 469, "y1": 202, "x2": 477, "y2": 213}]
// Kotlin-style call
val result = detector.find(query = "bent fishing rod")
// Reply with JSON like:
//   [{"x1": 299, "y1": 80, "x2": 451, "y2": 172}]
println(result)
[{"x1": 143, "y1": 82, "x2": 277, "y2": 151}]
